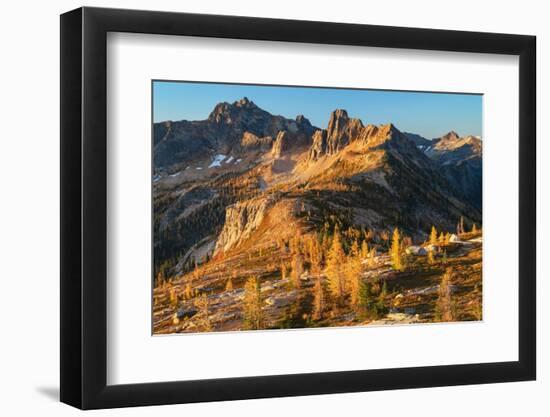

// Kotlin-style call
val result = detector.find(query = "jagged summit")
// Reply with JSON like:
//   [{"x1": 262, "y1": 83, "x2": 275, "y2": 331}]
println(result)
[
  {"x1": 234, "y1": 96, "x2": 257, "y2": 108},
  {"x1": 207, "y1": 97, "x2": 261, "y2": 123},
  {"x1": 326, "y1": 109, "x2": 364, "y2": 154},
  {"x1": 437, "y1": 131, "x2": 460, "y2": 142}
]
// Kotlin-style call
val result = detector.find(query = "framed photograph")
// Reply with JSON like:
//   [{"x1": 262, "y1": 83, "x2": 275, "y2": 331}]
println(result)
[{"x1": 60, "y1": 6, "x2": 536, "y2": 409}]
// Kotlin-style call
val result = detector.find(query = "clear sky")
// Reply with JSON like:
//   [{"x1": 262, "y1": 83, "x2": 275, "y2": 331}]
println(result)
[{"x1": 153, "y1": 81, "x2": 482, "y2": 139}]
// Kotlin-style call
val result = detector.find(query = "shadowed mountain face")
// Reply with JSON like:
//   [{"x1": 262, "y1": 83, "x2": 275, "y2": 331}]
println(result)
[
  {"x1": 153, "y1": 98, "x2": 482, "y2": 276},
  {"x1": 427, "y1": 132, "x2": 482, "y2": 210},
  {"x1": 404, "y1": 131, "x2": 482, "y2": 209},
  {"x1": 154, "y1": 97, "x2": 316, "y2": 169}
]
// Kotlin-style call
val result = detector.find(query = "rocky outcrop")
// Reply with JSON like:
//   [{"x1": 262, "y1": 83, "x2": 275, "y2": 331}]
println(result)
[
  {"x1": 307, "y1": 130, "x2": 327, "y2": 161},
  {"x1": 240, "y1": 131, "x2": 273, "y2": 152},
  {"x1": 214, "y1": 196, "x2": 274, "y2": 254},
  {"x1": 271, "y1": 131, "x2": 289, "y2": 158},
  {"x1": 326, "y1": 109, "x2": 364, "y2": 154},
  {"x1": 153, "y1": 97, "x2": 319, "y2": 170}
]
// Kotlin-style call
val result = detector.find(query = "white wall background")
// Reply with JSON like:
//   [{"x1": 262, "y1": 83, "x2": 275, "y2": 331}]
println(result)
[{"x1": 0, "y1": 0, "x2": 545, "y2": 415}]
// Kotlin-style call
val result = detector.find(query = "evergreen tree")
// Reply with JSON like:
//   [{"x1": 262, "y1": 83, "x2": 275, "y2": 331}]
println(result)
[
  {"x1": 225, "y1": 277, "x2": 233, "y2": 292},
  {"x1": 390, "y1": 227, "x2": 403, "y2": 271},
  {"x1": 346, "y1": 240, "x2": 362, "y2": 306},
  {"x1": 194, "y1": 294, "x2": 212, "y2": 332},
  {"x1": 310, "y1": 238, "x2": 323, "y2": 277},
  {"x1": 169, "y1": 286, "x2": 178, "y2": 308},
  {"x1": 243, "y1": 276, "x2": 264, "y2": 330},
  {"x1": 156, "y1": 270, "x2": 165, "y2": 289},
  {"x1": 361, "y1": 240, "x2": 369, "y2": 259},
  {"x1": 326, "y1": 225, "x2": 346, "y2": 301},
  {"x1": 357, "y1": 280, "x2": 372, "y2": 318},
  {"x1": 379, "y1": 279, "x2": 388, "y2": 302},
  {"x1": 435, "y1": 268, "x2": 454, "y2": 322},
  {"x1": 368, "y1": 248, "x2": 377, "y2": 268},
  {"x1": 184, "y1": 282, "x2": 193, "y2": 300},
  {"x1": 312, "y1": 276, "x2": 325, "y2": 320},
  {"x1": 280, "y1": 261, "x2": 287, "y2": 280},
  {"x1": 290, "y1": 253, "x2": 304, "y2": 289}
]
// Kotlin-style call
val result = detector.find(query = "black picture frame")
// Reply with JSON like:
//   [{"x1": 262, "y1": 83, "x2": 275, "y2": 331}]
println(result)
[{"x1": 60, "y1": 6, "x2": 536, "y2": 410}]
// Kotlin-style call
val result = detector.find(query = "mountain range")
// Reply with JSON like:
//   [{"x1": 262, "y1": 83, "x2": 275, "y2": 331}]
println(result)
[{"x1": 153, "y1": 97, "x2": 482, "y2": 276}]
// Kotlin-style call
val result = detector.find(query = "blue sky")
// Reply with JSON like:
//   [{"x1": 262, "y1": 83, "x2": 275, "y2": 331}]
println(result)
[{"x1": 153, "y1": 81, "x2": 482, "y2": 139}]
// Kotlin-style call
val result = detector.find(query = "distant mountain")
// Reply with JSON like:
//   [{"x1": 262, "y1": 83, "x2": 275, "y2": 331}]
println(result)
[
  {"x1": 153, "y1": 99, "x2": 482, "y2": 274},
  {"x1": 154, "y1": 97, "x2": 316, "y2": 170},
  {"x1": 403, "y1": 132, "x2": 432, "y2": 151},
  {"x1": 425, "y1": 131, "x2": 482, "y2": 209}
]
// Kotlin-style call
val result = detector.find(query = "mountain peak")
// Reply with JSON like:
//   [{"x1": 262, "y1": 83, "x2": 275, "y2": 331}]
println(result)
[
  {"x1": 440, "y1": 131, "x2": 460, "y2": 142},
  {"x1": 234, "y1": 96, "x2": 256, "y2": 108},
  {"x1": 208, "y1": 97, "x2": 261, "y2": 123},
  {"x1": 295, "y1": 114, "x2": 312, "y2": 127},
  {"x1": 329, "y1": 109, "x2": 349, "y2": 121},
  {"x1": 326, "y1": 109, "x2": 363, "y2": 154}
]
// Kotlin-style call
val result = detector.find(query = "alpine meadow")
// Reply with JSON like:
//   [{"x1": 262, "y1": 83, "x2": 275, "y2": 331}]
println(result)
[{"x1": 152, "y1": 82, "x2": 483, "y2": 334}]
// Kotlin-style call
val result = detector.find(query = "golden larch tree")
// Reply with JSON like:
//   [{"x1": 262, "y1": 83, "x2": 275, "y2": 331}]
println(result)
[
  {"x1": 243, "y1": 276, "x2": 264, "y2": 330},
  {"x1": 326, "y1": 226, "x2": 347, "y2": 301},
  {"x1": 346, "y1": 240, "x2": 362, "y2": 306},
  {"x1": 430, "y1": 225, "x2": 438, "y2": 246},
  {"x1": 361, "y1": 240, "x2": 369, "y2": 260},
  {"x1": 390, "y1": 227, "x2": 403, "y2": 271},
  {"x1": 312, "y1": 276, "x2": 325, "y2": 320},
  {"x1": 435, "y1": 268, "x2": 455, "y2": 322},
  {"x1": 225, "y1": 276, "x2": 233, "y2": 292},
  {"x1": 194, "y1": 294, "x2": 212, "y2": 332},
  {"x1": 290, "y1": 253, "x2": 304, "y2": 289}
]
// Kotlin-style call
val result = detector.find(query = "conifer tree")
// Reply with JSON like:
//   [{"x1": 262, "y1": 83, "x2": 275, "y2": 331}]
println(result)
[
  {"x1": 312, "y1": 276, "x2": 325, "y2": 320},
  {"x1": 184, "y1": 282, "x2": 193, "y2": 300},
  {"x1": 280, "y1": 261, "x2": 287, "y2": 280},
  {"x1": 439, "y1": 232, "x2": 445, "y2": 244},
  {"x1": 430, "y1": 225, "x2": 438, "y2": 246},
  {"x1": 326, "y1": 225, "x2": 346, "y2": 301},
  {"x1": 156, "y1": 270, "x2": 165, "y2": 289},
  {"x1": 390, "y1": 227, "x2": 403, "y2": 271},
  {"x1": 243, "y1": 276, "x2": 264, "y2": 330},
  {"x1": 379, "y1": 279, "x2": 388, "y2": 302},
  {"x1": 368, "y1": 248, "x2": 377, "y2": 268},
  {"x1": 435, "y1": 268, "x2": 454, "y2": 322},
  {"x1": 225, "y1": 277, "x2": 233, "y2": 292},
  {"x1": 346, "y1": 240, "x2": 362, "y2": 305},
  {"x1": 194, "y1": 293, "x2": 212, "y2": 331},
  {"x1": 290, "y1": 253, "x2": 304, "y2": 289},
  {"x1": 357, "y1": 280, "x2": 371, "y2": 318},
  {"x1": 310, "y1": 238, "x2": 323, "y2": 277},
  {"x1": 169, "y1": 286, "x2": 178, "y2": 308},
  {"x1": 361, "y1": 240, "x2": 369, "y2": 260}
]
